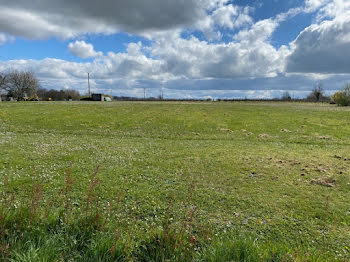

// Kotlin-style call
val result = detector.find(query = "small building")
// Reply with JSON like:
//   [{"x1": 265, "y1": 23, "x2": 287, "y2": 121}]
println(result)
[
  {"x1": 91, "y1": 93, "x2": 104, "y2": 101},
  {"x1": 91, "y1": 93, "x2": 113, "y2": 101}
]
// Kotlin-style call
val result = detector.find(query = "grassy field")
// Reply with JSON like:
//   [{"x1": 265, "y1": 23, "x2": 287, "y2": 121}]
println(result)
[{"x1": 0, "y1": 101, "x2": 349, "y2": 261}]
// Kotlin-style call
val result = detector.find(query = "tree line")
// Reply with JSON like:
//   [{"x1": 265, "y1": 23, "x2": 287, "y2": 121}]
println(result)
[
  {"x1": 1, "y1": 70, "x2": 350, "y2": 106},
  {"x1": 0, "y1": 71, "x2": 80, "y2": 101},
  {"x1": 36, "y1": 88, "x2": 81, "y2": 101},
  {"x1": 280, "y1": 82, "x2": 350, "y2": 106}
]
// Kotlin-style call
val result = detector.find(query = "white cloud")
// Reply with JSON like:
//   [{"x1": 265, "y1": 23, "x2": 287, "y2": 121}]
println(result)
[
  {"x1": 234, "y1": 18, "x2": 279, "y2": 43},
  {"x1": 68, "y1": 41, "x2": 103, "y2": 59},
  {"x1": 304, "y1": 0, "x2": 330, "y2": 12},
  {"x1": 1, "y1": 0, "x2": 350, "y2": 98},
  {"x1": 194, "y1": 4, "x2": 253, "y2": 40},
  {"x1": 146, "y1": 21, "x2": 286, "y2": 80},
  {"x1": 0, "y1": 2, "x2": 289, "y2": 85},
  {"x1": 0, "y1": 33, "x2": 14, "y2": 45},
  {"x1": 286, "y1": 1, "x2": 350, "y2": 74},
  {"x1": 1, "y1": 52, "x2": 349, "y2": 99},
  {"x1": 315, "y1": 0, "x2": 350, "y2": 20}
]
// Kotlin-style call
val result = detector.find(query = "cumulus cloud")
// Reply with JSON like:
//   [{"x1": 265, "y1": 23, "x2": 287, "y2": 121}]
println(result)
[
  {"x1": 150, "y1": 31, "x2": 285, "y2": 79},
  {"x1": 148, "y1": 16, "x2": 288, "y2": 80},
  {"x1": 0, "y1": 0, "x2": 257, "y2": 41},
  {"x1": 0, "y1": 41, "x2": 169, "y2": 83},
  {"x1": 195, "y1": 4, "x2": 253, "y2": 40},
  {"x1": 68, "y1": 41, "x2": 102, "y2": 59},
  {"x1": 1, "y1": 0, "x2": 349, "y2": 98},
  {"x1": 0, "y1": 0, "x2": 222, "y2": 39},
  {"x1": 286, "y1": 1, "x2": 350, "y2": 74},
  {"x1": 1, "y1": 51, "x2": 347, "y2": 99},
  {"x1": 0, "y1": 1, "x2": 290, "y2": 85}
]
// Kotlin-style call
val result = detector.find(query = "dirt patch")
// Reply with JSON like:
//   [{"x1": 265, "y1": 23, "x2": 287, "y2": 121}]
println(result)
[
  {"x1": 258, "y1": 133, "x2": 272, "y2": 139},
  {"x1": 242, "y1": 129, "x2": 253, "y2": 136},
  {"x1": 311, "y1": 177, "x2": 335, "y2": 187},
  {"x1": 219, "y1": 128, "x2": 233, "y2": 133},
  {"x1": 301, "y1": 168, "x2": 310, "y2": 175},
  {"x1": 317, "y1": 135, "x2": 331, "y2": 140},
  {"x1": 314, "y1": 167, "x2": 329, "y2": 173},
  {"x1": 333, "y1": 155, "x2": 350, "y2": 161},
  {"x1": 280, "y1": 129, "x2": 291, "y2": 133}
]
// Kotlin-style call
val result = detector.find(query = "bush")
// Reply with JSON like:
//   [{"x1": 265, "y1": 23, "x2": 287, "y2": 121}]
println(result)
[
  {"x1": 306, "y1": 81, "x2": 330, "y2": 102},
  {"x1": 333, "y1": 84, "x2": 350, "y2": 106},
  {"x1": 80, "y1": 96, "x2": 92, "y2": 101}
]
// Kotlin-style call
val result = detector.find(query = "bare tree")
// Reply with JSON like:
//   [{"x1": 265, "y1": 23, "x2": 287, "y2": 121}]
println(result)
[
  {"x1": 0, "y1": 73, "x2": 8, "y2": 91},
  {"x1": 307, "y1": 81, "x2": 327, "y2": 102},
  {"x1": 0, "y1": 73, "x2": 9, "y2": 101},
  {"x1": 64, "y1": 89, "x2": 80, "y2": 100},
  {"x1": 3, "y1": 71, "x2": 39, "y2": 100},
  {"x1": 281, "y1": 91, "x2": 292, "y2": 101}
]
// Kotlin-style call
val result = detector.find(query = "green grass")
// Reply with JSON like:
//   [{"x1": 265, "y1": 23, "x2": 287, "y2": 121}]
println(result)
[{"x1": 0, "y1": 101, "x2": 349, "y2": 261}]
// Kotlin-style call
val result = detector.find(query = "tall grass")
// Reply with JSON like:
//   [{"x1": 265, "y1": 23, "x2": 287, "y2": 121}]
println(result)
[{"x1": 0, "y1": 167, "x2": 336, "y2": 261}]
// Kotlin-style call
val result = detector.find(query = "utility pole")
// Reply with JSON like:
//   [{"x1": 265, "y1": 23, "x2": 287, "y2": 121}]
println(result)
[
  {"x1": 160, "y1": 88, "x2": 164, "y2": 100},
  {"x1": 143, "y1": 88, "x2": 146, "y2": 100},
  {"x1": 88, "y1": 72, "x2": 91, "y2": 97}
]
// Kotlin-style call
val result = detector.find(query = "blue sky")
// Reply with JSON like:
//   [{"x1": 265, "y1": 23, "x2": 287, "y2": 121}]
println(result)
[{"x1": 0, "y1": 0, "x2": 350, "y2": 98}]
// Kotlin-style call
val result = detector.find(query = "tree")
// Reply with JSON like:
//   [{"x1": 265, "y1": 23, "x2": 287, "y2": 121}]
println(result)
[
  {"x1": 37, "y1": 87, "x2": 81, "y2": 101},
  {"x1": 36, "y1": 87, "x2": 48, "y2": 99},
  {"x1": 333, "y1": 83, "x2": 350, "y2": 106},
  {"x1": 64, "y1": 89, "x2": 80, "y2": 100},
  {"x1": 0, "y1": 73, "x2": 7, "y2": 98},
  {"x1": 281, "y1": 91, "x2": 291, "y2": 101},
  {"x1": 0, "y1": 73, "x2": 7, "y2": 89},
  {"x1": 307, "y1": 81, "x2": 327, "y2": 102},
  {"x1": 2, "y1": 71, "x2": 39, "y2": 100}
]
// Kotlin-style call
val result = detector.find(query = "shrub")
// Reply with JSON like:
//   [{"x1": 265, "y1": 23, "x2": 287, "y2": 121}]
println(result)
[
  {"x1": 333, "y1": 84, "x2": 350, "y2": 106},
  {"x1": 306, "y1": 81, "x2": 329, "y2": 102},
  {"x1": 80, "y1": 96, "x2": 92, "y2": 101}
]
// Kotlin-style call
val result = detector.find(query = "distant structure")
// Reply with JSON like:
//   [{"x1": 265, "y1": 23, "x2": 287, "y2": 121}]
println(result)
[
  {"x1": 91, "y1": 93, "x2": 112, "y2": 101},
  {"x1": 92, "y1": 93, "x2": 104, "y2": 101}
]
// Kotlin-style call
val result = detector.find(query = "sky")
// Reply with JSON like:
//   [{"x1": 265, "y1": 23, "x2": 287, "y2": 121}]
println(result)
[{"x1": 0, "y1": 0, "x2": 350, "y2": 99}]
